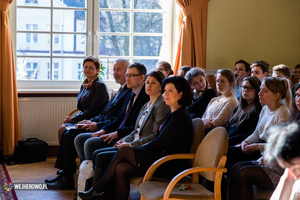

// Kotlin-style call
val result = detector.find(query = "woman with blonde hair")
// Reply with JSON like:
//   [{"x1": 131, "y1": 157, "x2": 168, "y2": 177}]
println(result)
[{"x1": 228, "y1": 77, "x2": 292, "y2": 200}]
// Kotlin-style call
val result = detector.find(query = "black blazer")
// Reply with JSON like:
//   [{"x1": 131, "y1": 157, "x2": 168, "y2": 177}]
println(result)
[
  {"x1": 71, "y1": 77, "x2": 109, "y2": 123},
  {"x1": 102, "y1": 84, "x2": 150, "y2": 139},
  {"x1": 90, "y1": 85, "x2": 131, "y2": 130}
]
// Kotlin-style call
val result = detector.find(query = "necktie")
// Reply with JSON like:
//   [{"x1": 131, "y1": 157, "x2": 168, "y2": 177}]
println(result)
[
  {"x1": 119, "y1": 92, "x2": 136, "y2": 128},
  {"x1": 114, "y1": 86, "x2": 122, "y2": 100}
]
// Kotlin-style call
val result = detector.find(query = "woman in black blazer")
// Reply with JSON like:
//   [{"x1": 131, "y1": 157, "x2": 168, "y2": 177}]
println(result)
[{"x1": 79, "y1": 76, "x2": 193, "y2": 200}]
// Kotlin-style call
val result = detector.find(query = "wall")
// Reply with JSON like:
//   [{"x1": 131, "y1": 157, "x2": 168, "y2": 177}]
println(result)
[{"x1": 206, "y1": 0, "x2": 300, "y2": 71}]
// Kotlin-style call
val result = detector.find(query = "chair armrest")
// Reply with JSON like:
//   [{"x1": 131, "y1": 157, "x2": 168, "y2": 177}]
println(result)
[
  {"x1": 68, "y1": 108, "x2": 79, "y2": 116},
  {"x1": 162, "y1": 166, "x2": 227, "y2": 200},
  {"x1": 143, "y1": 153, "x2": 195, "y2": 182}
]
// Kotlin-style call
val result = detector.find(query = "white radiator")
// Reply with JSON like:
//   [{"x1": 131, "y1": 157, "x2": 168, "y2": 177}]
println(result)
[{"x1": 18, "y1": 97, "x2": 77, "y2": 146}]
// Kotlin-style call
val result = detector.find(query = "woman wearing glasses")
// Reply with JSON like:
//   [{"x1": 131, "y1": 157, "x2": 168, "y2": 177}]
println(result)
[
  {"x1": 58, "y1": 56, "x2": 109, "y2": 142},
  {"x1": 228, "y1": 77, "x2": 292, "y2": 200}
]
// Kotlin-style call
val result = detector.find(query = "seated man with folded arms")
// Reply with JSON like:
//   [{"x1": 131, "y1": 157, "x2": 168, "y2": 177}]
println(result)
[{"x1": 45, "y1": 59, "x2": 131, "y2": 190}]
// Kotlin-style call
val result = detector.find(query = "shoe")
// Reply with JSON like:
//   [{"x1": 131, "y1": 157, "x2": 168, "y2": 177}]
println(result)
[
  {"x1": 45, "y1": 174, "x2": 63, "y2": 183},
  {"x1": 78, "y1": 187, "x2": 104, "y2": 200},
  {"x1": 57, "y1": 169, "x2": 64, "y2": 175},
  {"x1": 47, "y1": 176, "x2": 74, "y2": 190}
]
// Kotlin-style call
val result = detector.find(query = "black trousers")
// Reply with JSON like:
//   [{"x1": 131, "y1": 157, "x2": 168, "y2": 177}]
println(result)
[{"x1": 54, "y1": 128, "x2": 92, "y2": 176}]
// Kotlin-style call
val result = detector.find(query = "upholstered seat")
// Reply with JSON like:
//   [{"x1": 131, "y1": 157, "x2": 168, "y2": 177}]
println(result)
[
  {"x1": 130, "y1": 118, "x2": 205, "y2": 186},
  {"x1": 139, "y1": 127, "x2": 228, "y2": 200}
]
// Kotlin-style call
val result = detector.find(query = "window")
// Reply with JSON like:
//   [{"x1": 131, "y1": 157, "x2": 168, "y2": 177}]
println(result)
[{"x1": 12, "y1": 0, "x2": 172, "y2": 89}]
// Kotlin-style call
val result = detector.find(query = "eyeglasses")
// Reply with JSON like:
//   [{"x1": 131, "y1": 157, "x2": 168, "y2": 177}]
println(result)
[
  {"x1": 83, "y1": 66, "x2": 96, "y2": 70},
  {"x1": 124, "y1": 74, "x2": 142, "y2": 78},
  {"x1": 241, "y1": 86, "x2": 254, "y2": 92}
]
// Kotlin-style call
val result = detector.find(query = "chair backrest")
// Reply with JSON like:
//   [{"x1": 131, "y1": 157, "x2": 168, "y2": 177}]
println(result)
[
  {"x1": 193, "y1": 127, "x2": 228, "y2": 181},
  {"x1": 190, "y1": 118, "x2": 205, "y2": 154}
]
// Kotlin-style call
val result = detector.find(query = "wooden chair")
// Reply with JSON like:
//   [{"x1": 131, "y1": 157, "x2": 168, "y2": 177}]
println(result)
[
  {"x1": 130, "y1": 118, "x2": 205, "y2": 186},
  {"x1": 139, "y1": 127, "x2": 228, "y2": 200}
]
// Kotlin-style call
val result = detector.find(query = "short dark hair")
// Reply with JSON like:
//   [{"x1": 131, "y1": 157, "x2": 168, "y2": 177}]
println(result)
[
  {"x1": 156, "y1": 61, "x2": 174, "y2": 76},
  {"x1": 235, "y1": 59, "x2": 250, "y2": 72},
  {"x1": 145, "y1": 70, "x2": 165, "y2": 85},
  {"x1": 162, "y1": 76, "x2": 193, "y2": 107},
  {"x1": 178, "y1": 66, "x2": 191, "y2": 76},
  {"x1": 295, "y1": 64, "x2": 300, "y2": 70},
  {"x1": 250, "y1": 60, "x2": 270, "y2": 73},
  {"x1": 128, "y1": 62, "x2": 147, "y2": 75},
  {"x1": 83, "y1": 56, "x2": 101, "y2": 70}
]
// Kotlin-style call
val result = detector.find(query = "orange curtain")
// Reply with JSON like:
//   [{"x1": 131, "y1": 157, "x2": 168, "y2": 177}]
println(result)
[
  {"x1": 0, "y1": 0, "x2": 20, "y2": 156},
  {"x1": 174, "y1": 0, "x2": 210, "y2": 74}
]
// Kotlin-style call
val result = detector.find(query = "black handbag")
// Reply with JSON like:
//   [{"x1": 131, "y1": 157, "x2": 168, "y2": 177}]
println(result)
[{"x1": 16, "y1": 138, "x2": 48, "y2": 163}]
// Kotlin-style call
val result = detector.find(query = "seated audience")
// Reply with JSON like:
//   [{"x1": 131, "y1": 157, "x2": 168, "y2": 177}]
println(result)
[
  {"x1": 264, "y1": 123, "x2": 300, "y2": 200},
  {"x1": 58, "y1": 56, "x2": 109, "y2": 143},
  {"x1": 45, "y1": 59, "x2": 130, "y2": 190},
  {"x1": 73, "y1": 63, "x2": 149, "y2": 162},
  {"x1": 185, "y1": 67, "x2": 217, "y2": 118},
  {"x1": 225, "y1": 76, "x2": 262, "y2": 146},
  {"x1": 177, "y1": 65, "x2": 191, "y2": 77},
  {"x1": 78, "y1": 76, "x2": 193, "y2": 200},
  {"x1": 155, "y1": 61, "x2": 173, "y2": 77},
  {"x1": 272, "y1": 64, "x2": 292, "y2": 80},
  {"x1": 292, "y1": 83, "x2": 300, "y2": 122},
  {"x1": 228, "y1": 77, "x2": 292, "y2": 200},
  {"x1": 250, "y1": 60, "x2": 270, "y2": 82},
  {"x1": 233, "y1": 59, "x2": 251, "y2": 100},
  {"x1": 201, "y1": 69, "x2": 239, "y2": 133},
  {"x1": 86, "y1": 70, "x2": 170, "y2": 191}
]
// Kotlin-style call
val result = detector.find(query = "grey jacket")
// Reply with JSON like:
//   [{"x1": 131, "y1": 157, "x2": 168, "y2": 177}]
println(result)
[{"x1": 122, "y1": 95, "x2": 170, "y2": 147}]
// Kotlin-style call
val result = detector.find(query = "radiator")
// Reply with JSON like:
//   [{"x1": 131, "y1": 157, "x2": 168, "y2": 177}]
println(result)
[{"x1": 18, "y1": 97, "x2": 77, "y2": 146}]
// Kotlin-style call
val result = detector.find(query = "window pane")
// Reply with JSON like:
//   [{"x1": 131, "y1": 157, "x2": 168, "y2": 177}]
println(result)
[
  {"x1": 17, "y1": 0, "x2": 50, "y2": 7},
  {"x1": 52, "y1": 34, "x2": 86, "y2": 56},
  {"x1": 52, "y1": 58, "x2": 85, "y2": 80},
  {"x1": 100, "y1": 0, "x2": 130, "y2": 9},
  {"x1": 133, "y1": 59, "x2": 157, "y2": 73},
  {"x1": 134, "y1": 0, "x2": 161, "y2": 9},
  {"x1": 17, "y1": 33, "x2": 50, "y2": 56},
  {"x1": 134, "y1": 12, "x2": 163, "y2": 33},
  {"x1": 16, "y1": 57, "x2": 50, "y2": 80},
  {"x1": 100, "y1": 11, "x2": 130, "y2": 33},
  {"x1": 17, "y1": 8, "x2": 50, "y2": 31},
  {"x1": 53, "y1": 10, "x2": 86, "y2": 32},
  {"x1": 99, "y1": 35, "x2": 129, "y2": 56},
  {"x1": 133, "y1": 36, "x2": 162, "y2": 56},
  {"x1": 54, "y1": 0, "x2": 86, "y2": 8}
]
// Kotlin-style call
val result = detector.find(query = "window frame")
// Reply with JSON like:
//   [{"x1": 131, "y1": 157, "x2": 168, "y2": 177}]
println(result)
[{"x1": 10, "y1": 0, "x2": 174, "y2": 90}]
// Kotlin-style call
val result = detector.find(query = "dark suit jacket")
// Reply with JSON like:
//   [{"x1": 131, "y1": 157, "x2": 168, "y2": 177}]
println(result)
[
  {"x1": 102, "y1": 84, "x2": 150, "y2": 139},
  {"x1": 71, "y1": 77, "x2": 109, "y2": 123},
  {"x1": 89, "y1": 85, "x2": 131, "y2": 130},
  {"x1": 123, "y1": 95, "x2": 170, "y2": 147}
]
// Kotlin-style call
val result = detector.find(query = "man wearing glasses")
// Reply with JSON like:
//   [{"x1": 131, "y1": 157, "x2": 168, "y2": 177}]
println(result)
[{"x1": 74, "y1": 62, "x2": 150, "y2": 166}]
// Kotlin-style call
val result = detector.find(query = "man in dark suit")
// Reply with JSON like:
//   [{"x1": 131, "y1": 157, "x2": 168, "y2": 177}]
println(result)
[
  {"x1": 74, "y1": 62, "x2": 150, "y2": 162},
  {"x1": 46, "y1": 59, "x2": 131, "y2": 190}
]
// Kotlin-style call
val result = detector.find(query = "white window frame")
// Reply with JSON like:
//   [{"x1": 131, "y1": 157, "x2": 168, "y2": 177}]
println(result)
[{"x1": 10, "y1": 0, "x2": 174, "y2": 91}]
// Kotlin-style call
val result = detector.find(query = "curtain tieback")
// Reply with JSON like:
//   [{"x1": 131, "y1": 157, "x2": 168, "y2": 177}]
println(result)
[
  {"x1": 0, "y1": 1, "x2": 10, "y2": 13},
  {"x1": 181, "y1": 0, "x2": 209, "y2": 17}
]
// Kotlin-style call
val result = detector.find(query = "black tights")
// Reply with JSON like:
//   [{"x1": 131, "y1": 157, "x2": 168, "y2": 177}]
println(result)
[
  {"x1": 228, "y1": 161, "x2": 274, "y2": 200},
  {"x1": 92, "y1": 146, "x2": 137, "y2": 200}
]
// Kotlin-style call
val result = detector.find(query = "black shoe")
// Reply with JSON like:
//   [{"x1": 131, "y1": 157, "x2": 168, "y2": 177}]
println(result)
[
  {"x1": 78, "y1": 187, "x2": 104, "y2": 200},
  {"x1": 45, "y1": 174, "x2": 63, "y2": 183},
  {"x1": 47, "y1": 176, "x2": 74, "y2": 190},
  {"x1": 57, "y1": 169, "x2": 64, "y2": 175}
]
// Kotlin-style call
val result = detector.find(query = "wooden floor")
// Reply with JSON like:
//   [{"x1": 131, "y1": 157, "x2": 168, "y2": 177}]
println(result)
[{"x1": 6, "y1": 157, "x2": 140, "y2": 200}]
